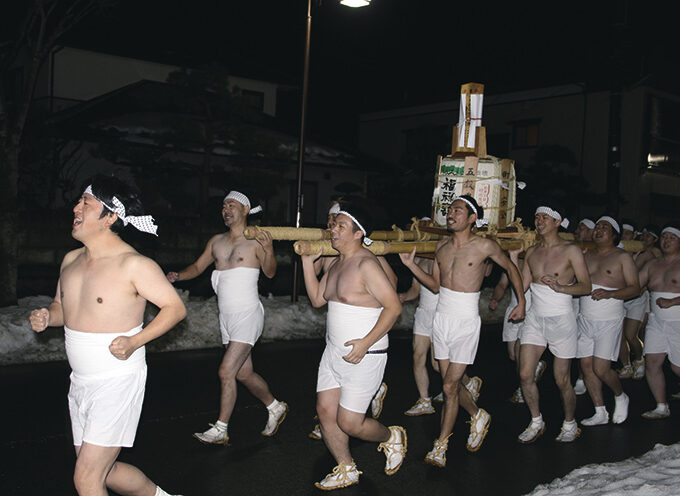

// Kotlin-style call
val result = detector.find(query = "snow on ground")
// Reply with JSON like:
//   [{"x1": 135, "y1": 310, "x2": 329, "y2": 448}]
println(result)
[
  {"x1": 0, "y1": 287, "x2": 505, "y2": 365},
  {"x1": 525, "y1": 443, "x2": 680, "y2": 496}
]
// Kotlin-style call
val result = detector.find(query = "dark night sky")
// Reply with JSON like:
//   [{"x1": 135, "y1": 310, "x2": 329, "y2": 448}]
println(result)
[{"x1": 7, "y1": 0, "x2": 679, "y2": 147}]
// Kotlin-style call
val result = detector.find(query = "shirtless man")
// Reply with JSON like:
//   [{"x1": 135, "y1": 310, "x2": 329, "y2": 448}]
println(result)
[
  {"x1": 619, "y1": 224, "x2": 662, "y2": 379},
  {"x1": 302, "y1": 206, "x2": 406, "y2": 490},
  {"x1": 30, "y1": 177, "x2": 186, "y2": 496},
  {"x1": 621, "y1": 221, "x2": 637, "y2": 242},
  {"x1": 577, "y1": 216, "x2": 639, "y2": 426},
  {"x1": 573, "y1": 218, "x2": 595, "y2": 395},
  {"x1": 308, "y1": 202, "x2": 394, "y2": 439},
  {"x1": 638, "y1": 224, "x2": 680, "y2": 419},
  {"x1": 400, "y1": 195, "x2": 525, "y2": 467},
  {"x1": 489, "y1": 249, "x2": 544, "y2": 404},
  {"x1": 517, "y1": 204, "x2": 591, "y2": 444},
  {"x1": 167, "y1": 191, "x2": 287, "y2": 445}
]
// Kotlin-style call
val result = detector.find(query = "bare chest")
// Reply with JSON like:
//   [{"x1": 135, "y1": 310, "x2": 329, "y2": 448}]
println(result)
[
  {"x1": 212, "y1": 236, "x2": 259, "y2": 270},
  {"x1": 437, "y1": 243, "x2": 487, "y2": 290},
  {"x1": 585, "y1": 252, "x2": 624, "y2": 287},
  {"x1": 529, "y1": 247, "x2": 573, "y2": 283},
  {"x1": 649, "y1": 261, "x2": 680, "y2": 293},
  {"x1": 324, "y1": 260, "x2": 369, "y2": 305}
]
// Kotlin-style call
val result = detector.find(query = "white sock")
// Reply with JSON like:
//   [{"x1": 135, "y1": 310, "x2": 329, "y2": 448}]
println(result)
[
  {"x1": 563, "y1": 419, "x2": 577, "y2": 428},
  {"x1": 657, "y1": 402, "x2": 669, "y2": 411},
  {"x1": 531, "y1": 414, "x2": 543, "y2": 424},
  {"x1": 267, "y1": 399, "x2": 280, "y2": 411},
  {"x1": 155, "y1": 487, "x2": 170, "y2": 496},
  {"x1": 215, "y1": 420, "x2": 228, "y2": 432},
  {"x1": 594, "y1": 405, "x2": 607, "y2": 415}
]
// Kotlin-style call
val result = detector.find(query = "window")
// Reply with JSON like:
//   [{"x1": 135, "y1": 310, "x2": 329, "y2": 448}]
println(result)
[
  {"x1": 241, "y1": 90, "x2": 265, "y2": 112},
  {"x1": 512, "y1": 119, "x2": 540, "y2": 149}
]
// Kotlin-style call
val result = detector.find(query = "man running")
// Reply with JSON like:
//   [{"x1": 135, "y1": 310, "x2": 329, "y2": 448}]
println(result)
[
  {"x1": 619, "y1": 224, "x2": 662, "y2": 379},
  {"x1": 30, "y1": 176, "x2": 186, "y2": 496},
  {"x1": 517, "y1": 204, "x2": 591, "y2": 444},
  {"x1": 400, "y1": 195, "x2": 524, "y2": 467},
  {"x1": 167, "y1": 191, "x2": 287, "y2": 445},
  {"x1": 638, "y1": 224, "x2": 680, "y2": 419},
  {"x1": 577, "y1": 216, "x2": 639, "y2": 426},
  {"x1": 302, "y1": 206, "x2": 406, "y2": 490}
]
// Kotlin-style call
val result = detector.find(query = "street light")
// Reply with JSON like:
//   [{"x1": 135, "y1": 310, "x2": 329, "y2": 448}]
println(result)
[{"x1": 291, "y1": 0, "x2": 370, "y2": 301}]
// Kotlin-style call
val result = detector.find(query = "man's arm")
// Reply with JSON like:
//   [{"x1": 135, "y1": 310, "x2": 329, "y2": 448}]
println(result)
[
  {"x1": 255, "y1": 230, "x2": 277, "y2": 279},
  {"x1": 166, "y1": 235, "x2": 218, "y2": 282},
  {"x1": 399, "y1": 277, "x2": 421, "y2": 303},
  {"x1": 343, "y1": 258, "x2": 402, "y2": 364},
  {"x1": 378, "y1": 256, "x2": 398, "y2": 289},
  {"x1": 110, "y1": 256, "x2": 187, "y2": 360},
  {"x1": 30, "y1": 279, "x2": 65, "y2": 332},
  {"x1": 399, "y1": 247, "x2": 440, "y2": 293},
  {"x1": 489, "y1": 273, "x2": 508, "y2": 310},
  {"x1": 301, "y1": 254, "x2": 328, "y2": 308},
  {"x1": 592, "y1": 252, "x2": 640, "y2": 301},
  {"x1": 487, "y1": 241, "x2": 525, "y2": 321}
]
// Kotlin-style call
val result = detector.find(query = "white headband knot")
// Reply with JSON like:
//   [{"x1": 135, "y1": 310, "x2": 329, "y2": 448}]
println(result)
[
  {"x1": 597, "y1": 216, "x2": 620, "y2": 234},
  {"x1": 536, "y1": 206, "x2": 570, "y2": 228},
  {"x1": 328, "y1": 202, "x2": 341, "y2": 215},
  {"x1": 579, "y1": 219, "x2": 595, "y2": 230},
  {"x1": 224, "y1": 191, "x2": 262, "y2": 214},
  {"x1": 337, "y1": 210, "x2": 373, "y2": 246},
  {"x1": 84, "y1": 185, "x2": 158, "y2": 236},
  {"x1": 452, "y1": 196, "x2": 488, "y2": 228},
  {"x1": 662, "y1": 227, "x2": 680, "y2": 239}
]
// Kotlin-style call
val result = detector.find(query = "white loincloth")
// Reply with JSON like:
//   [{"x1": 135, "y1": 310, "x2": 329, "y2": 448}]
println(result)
[
  {"x1": 65, "y1": 325, "x2": 147, "y2": 447},
  {"x1": 624, "y1": 290, "x2": 649, "y2": 322},
  {"x1": 530, "y1": 283, "x2": 574, "y2": 317},
  {"x1": 521, "y1": 284, "x2": 577, "y2": 358},
  {"x1": 326, "y1": 301, "x2": 386, "y2": 353},
  {"x1": 644, "y1": 292, "x2": 680, "y2": 366},
  {"x1": 579, "y1": 284, "x2": 624, "y2": 321},
  {"x1": 432, "y1": 287, "x2": 481, "y2": 364},
  {"x1": 413, "y1": 285, "x2": 438, "y2": 338},
  {"x1": 212, "y1": 267, "x2": 264, "y2": 345},
  {"x1": 502, "y1": 288, "x2": 532, "y2": 343}
]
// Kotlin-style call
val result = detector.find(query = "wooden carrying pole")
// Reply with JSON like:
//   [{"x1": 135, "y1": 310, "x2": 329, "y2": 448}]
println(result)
[
  {"x1": 294, "y1": 240, "x2": 440, "y2": 256},
  {"x1": 244, "y1": 226, "x2": 330, "y2": 241}
]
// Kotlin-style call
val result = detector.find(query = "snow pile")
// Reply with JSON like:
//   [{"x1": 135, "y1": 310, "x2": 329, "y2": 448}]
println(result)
[
  {"x1": 526, "y1": 443, "x2": 680, "y2": 496},
  {"x1": 0, "y1": 287, "x2": 505, "y2": 365}
]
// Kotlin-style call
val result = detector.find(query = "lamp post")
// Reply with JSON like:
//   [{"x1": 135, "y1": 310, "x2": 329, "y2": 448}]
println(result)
[{"x1": 291, "y1": 0, "x2": 370, "y2": 301}]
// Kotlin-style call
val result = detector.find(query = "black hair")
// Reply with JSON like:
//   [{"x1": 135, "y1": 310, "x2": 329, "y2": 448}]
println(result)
[
  {"x1": 341, "y1": 203, "x2": 373, "y2": 241},
  {"x1": 642, "y1": 223, "x2": 660, "y2": 239},
  {"x1": 89, "y1": 175, "x2": 144, "y2": 235},
  {"x1": 662, "y1": 220, "x2": 680, "y2": 232},
  {"x1": 457, "y1": 194, "x2": 484, "y2": 221}
]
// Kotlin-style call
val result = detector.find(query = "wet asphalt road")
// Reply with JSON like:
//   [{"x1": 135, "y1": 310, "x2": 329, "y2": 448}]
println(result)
[{"x1": 2, "y1": 324, "x2": 680, "y2": 496}]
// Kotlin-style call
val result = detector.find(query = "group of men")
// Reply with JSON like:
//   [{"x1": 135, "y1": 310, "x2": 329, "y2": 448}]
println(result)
[{"x1": 29, "y1": 174, "x2": 680, "y2": 494}]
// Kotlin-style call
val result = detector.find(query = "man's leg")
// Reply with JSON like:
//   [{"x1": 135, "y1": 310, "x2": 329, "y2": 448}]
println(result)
[
  {"x1": 645, "y1": 353, "x2": 668, "y2": 404},
  {"x1": 316, "y1": 388, "x2": 352, "y2": 465},
  {"x1": 553, "y1": 357, "x2": 576, "y2": 422},
  {"x1": 519, "y1": 344, "x2": 545, "y2": 418},
  {"x1": 337, "y1": 407, "x2": 390, "y2": 443},
  {"x1": 74, "y1": 443, "x2": 156, "y2": 496},
  {"x1": 236, "y1": 352, "x2": 275, "y2": 407},
  {"x1": 216, "y1": 342, "x2": 254, "y2": 423},
  {"x1": 593, "y1": 356, "x2": 623, "y2": 397},
  {"x1": 412, "y1": 335, "x2": 432, "y2": 399},
  {"x1": 437, "y1": 360, "x2": 467, "y2": 440},
  {"x1": 580, "y1": 356, "x2": 603, "y2": 406}
]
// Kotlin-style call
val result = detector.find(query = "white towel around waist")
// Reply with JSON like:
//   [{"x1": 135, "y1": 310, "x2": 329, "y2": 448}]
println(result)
[
  {"x1": 211, "y1": 267, "x2": 261, "y2": 313},
  {"x1": 579, "y1": 284, "x2": 624, "y2": 321},
  {"x1": 327, "y1": 301, "x2": 387, "y2": 352},
  {"x1": 651, "y1": 292, "x2": 680, "y2": 321},
  {"x1": 418, "y1": 284, "x2": 439, "y2": 310},
  {"x1": 436, "y1": 287, "x2": 480, "y2": 318},
  {"x1": 65, "y1": 324, "x2": 145, "y2": 379},
  {"x1": 530, "y1": 283, "x2": 574, "y2": 317}
]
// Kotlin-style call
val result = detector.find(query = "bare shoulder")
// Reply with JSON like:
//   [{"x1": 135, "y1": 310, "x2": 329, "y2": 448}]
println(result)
[
  {"x1": 121, "y1": 250, "x2": 160, "y2": 273},
  {"x1": 564, "y1": 242, "x2": 585, "y2": 257},
  {"x1": 358, "y1": 251, "x2": 382, "y2": 271},
  {"x1": 62, "y1": 247, "x2": 85, "y2": 266},
  {"x1": 476, "y1": 235, "x2": 501, "y2": 254}
]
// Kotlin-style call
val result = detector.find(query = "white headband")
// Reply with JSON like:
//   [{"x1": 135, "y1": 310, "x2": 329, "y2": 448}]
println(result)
[
  {"x1": 224, "y1": 191, "x2": 262, "y2": 214},
  {"x1": 579, "y1": 219, "x2": 595, "y2": 230},
  {"x1": 662, "y1": 227, "x2": 680, "y2": 239},
  {"x1": 328, "y1": 202, "x2": 341, "y2": 215},
  {"x1": 337, "y1": 210, "x2": 373, "y2": 246},
  {"x1": 83, "y1": 185, "x2": 158, "y2": 236},
  {"x1": 451, "y1": 196, "x2": 488, "y2": 228},
  {"x1": 642, "y1": 228, "x2": 658, "y2": 239},
  {"x1": 622, "y1": 223, "x2": 634, "y2": 233},
  {"x1": 535, "y1": 206, "x2": 570, "y2": 228},
  {"x1": 597, "y1": 216, "x2": 620, "y2": 234}
]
